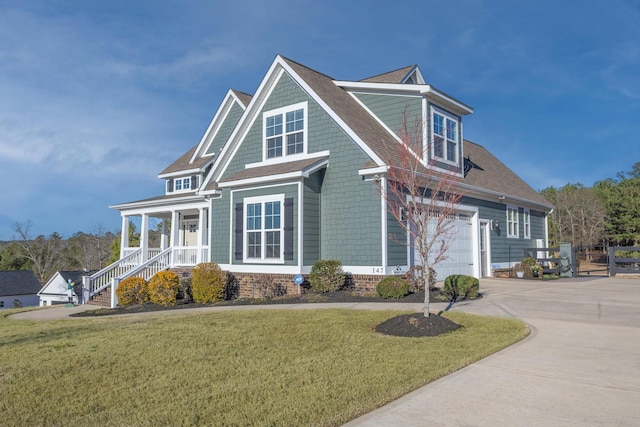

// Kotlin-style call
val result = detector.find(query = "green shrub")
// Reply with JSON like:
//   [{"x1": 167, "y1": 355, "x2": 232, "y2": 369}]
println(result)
[
  {"x1": 376, "y1": 276, "x2": 410, "y2": 299},
  {"x1": 443, "y1": 274, "x2": 479, "y2": 301},
  {"x1": 192, "y1": 262, "x2": 226, "y2": 303},
  {"x1": 309, "y1": 260, "x2": 345, "y2": 293},
  {"x1": 148, "y1": 271, "x2": 180, "y2": 306},
  {"x1": 116, "y1": 277, "x2": 149, "y2": 307}
]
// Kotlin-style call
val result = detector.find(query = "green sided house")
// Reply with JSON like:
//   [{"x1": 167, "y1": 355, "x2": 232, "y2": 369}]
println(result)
[{"x1": 88, "y1": 55, "x2": 552, "y2": 307}]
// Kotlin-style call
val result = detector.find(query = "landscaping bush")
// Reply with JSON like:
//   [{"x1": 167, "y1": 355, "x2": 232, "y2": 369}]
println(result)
[
  {"x1": 177, "y1": 277, "x2": 193, "y2": 303},
  {"x1": 116, "y1": 277, "x2": 149, "y2": 306},
  {"x1": 148, "y1": 271, "x2": 180, "y2": 306},
  {"x1": 376, "y1": 276, "x2": 410, "y2": 299},
  {"x1": 443, "y1": 274, "x2": 479, "y2": 301},
  {"x1": 192, "y1": 262, "x2": 226, "y2": 303},
  {"x1": 255, "y1": 274, "x2": 287, "y2": 298},
  {"x1": 309, "y1": 260, "x2": 345, "y2": 293}
]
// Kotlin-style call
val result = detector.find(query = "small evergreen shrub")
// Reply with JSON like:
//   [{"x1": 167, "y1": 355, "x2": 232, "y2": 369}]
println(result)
[
  {"x1": 148, "y1": 271, "x2": 180, "y2": 306},
  {"x1": 116, "y1": 277, "x2": 149, "y2": 306},
  {"x1": 177, "y1": 277, "x2": 193, "y2": 303},
  {"x1": 192, "y1": 262, "x2": 226, "y2": 303},
  {"x1": 376, "y1": 276, "x2": 410, "y2": 299},
  {"x1": 443, "y1": 274, "x2": 479, "y2": 301},
  {"x1": 309, "y1": 260, "x2": 345, "y2": 293}
]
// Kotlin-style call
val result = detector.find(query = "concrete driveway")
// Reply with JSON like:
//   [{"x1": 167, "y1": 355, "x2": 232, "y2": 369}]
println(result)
[{"x1": 345, "y1": 277, "x2": 640, "y2": 427}]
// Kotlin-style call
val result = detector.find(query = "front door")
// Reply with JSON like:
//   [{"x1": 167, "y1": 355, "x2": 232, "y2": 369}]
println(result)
[{"x1": 182, "y1": 220, "x2": 198, "y2": 247}]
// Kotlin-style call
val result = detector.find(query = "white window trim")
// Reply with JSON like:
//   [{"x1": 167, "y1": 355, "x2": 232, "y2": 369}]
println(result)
[
  {"x1": 262, "y1": 101, "x2": 308, "y2": 162},
  {"x1": 168, "y1": 177, "x2": 195, "y2": 194},
  {"x1": 507, "y1": 205, "x2": 519, "y2": 239},
  {"x1": 243, "y1": 194, "x2": 285, "y2": 264},
  {"x1": 523, "y1": 208, "x2": 531, "y2": 240},
  {"x1": 430, "y1": 106, "x2": 459, "y2": 166}
]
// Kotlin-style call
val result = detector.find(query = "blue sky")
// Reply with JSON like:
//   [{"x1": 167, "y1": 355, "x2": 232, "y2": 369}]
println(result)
[{"x1": 1, "y1": 0, "x2": 639, "y2": 240}]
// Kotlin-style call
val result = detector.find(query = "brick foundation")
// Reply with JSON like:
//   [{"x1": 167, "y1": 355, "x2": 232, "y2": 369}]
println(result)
[{"x1": 227, "y1": 272, "x2": 387, "y2": 298}]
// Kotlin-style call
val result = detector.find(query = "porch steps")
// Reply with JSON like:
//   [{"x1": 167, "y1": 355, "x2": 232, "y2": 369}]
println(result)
[
  {"x1": 87, "y1": 286, "x2": 111, "y2": 307},
  {"x1": 170, "y1": 267, "x2": 194, "y2": 279}
]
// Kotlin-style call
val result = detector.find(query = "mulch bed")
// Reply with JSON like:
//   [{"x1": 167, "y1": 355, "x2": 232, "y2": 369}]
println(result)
[
  {"x1": 375, "y1": 312, "x2": 461, "y2": 337},
  {"x1": 73, "y1": 288, "x2": 473, "y2": 337}
]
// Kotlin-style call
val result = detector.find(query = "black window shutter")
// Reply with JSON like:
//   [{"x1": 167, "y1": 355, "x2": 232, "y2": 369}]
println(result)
[
  {"x1": 191, "y1": 175, "x2": 198, "y2": 189},
  {"x1": 284, "y1": 198, "x2": 294, "y2": 260},
  {"x1": 234, "y1": 203, "x2": 243, "y2": 260},
  {"x1": 167, "y1": 179, "x2": 174, "y2": 192}
]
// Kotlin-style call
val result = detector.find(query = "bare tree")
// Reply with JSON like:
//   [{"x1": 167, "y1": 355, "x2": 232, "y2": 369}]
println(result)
[
  {"x1": 68, "y1": 223, "x2": 118, "y2": 271},
  {"x1": 13, "y1": 221, "x2": 65, "y2": 284},
  {"x1": 377, "y1": 113, "x2": 464, "y2": 317}
]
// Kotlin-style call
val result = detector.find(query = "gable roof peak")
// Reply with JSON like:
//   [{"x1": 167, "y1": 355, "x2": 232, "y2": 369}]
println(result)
[{"x1": 360, "y1": 64, "x2": 424, "y2": 84}]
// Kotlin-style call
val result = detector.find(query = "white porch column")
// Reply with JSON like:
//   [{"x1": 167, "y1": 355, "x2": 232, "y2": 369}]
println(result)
[
  {"x1": 197, "y1": 208, "x2": 206, "y2": 263},
  {"x1": 120, "y1": 215, "x2": 129, "y2": 259},
  {"x1": 160, "y1": 219, "x2": 169, "y2": 250},
  {"x1": 171, "y1": 211, "x2": 180, "y2": 247},
  {"x1": 140, "y1": 213, "x2": 149, "y2": 262}
]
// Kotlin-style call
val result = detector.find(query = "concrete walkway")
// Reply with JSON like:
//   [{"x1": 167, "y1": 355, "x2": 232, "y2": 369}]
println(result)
[
  {"x1": 345, "y1": 277, "x2": 640, "y2": 427},
  {"x1": 10, "y1": 277, "x2": 640, "y2": 426}
]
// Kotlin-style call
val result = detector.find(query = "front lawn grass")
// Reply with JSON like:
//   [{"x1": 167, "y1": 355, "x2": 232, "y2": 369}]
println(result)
[{"x1": 0, "y1": 309, "x2": 528, "y2": 426}]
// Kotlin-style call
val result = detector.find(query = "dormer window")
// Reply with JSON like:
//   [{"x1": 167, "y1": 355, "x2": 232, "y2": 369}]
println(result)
[
  {"x1": 431, "y1": 107, "x2": 459, "y2": 165},
  {"x1": 263, "y1": 102, "x2": 307, "y2": 160},
  {"x1": 167, "y1": 176, "x2": 199, "y2": 194},
  {"x1": 175, "y1": 178, "x2": 190, "y2": 191}
]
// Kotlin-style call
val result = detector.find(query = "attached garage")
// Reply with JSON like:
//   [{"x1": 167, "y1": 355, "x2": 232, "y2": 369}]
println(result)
[{"x1": 411, "y1": 211, "x2": 477, "y2": 281}]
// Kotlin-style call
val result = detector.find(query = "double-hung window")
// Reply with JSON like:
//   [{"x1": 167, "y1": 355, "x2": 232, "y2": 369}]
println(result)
[
  {"x1": 263, "y1": 102, "x2": 307, "y2": 160},
  {"x1": 523, "y1": 208, "x2": 531, "y2": 239},
  {"x1": 432, "y1": 108, "x2": 459, "y2": 164},
  {"x1": 507, "y1": 206, "x2": 519, "y2": 238},
  {"x1": 244, "y1": 195, "x2": 284, "y2": 262}
]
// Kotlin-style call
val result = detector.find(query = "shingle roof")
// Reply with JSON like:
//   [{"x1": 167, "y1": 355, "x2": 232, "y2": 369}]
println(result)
[
  {"x1": 232, "y1": 90, "x2": 253, "y2": 107},
  {"x1": 463, "y1": 141, "x2": 552, "y2": 207},
  {"x1": 0, "y1": 270, "x2": 41, "y2": 296},
  {"x1": 281, "y1": 57, "x2": 550, "y2": 208},
  {"x1": 359, "y1": 65, "x2": 416, "y2": 83},
  {"x1": 220, "y1": 157, "x2": 329, "y2": 184},
  {"x1": 59, "y1": 270, "x2": 96, "y2": 285},
  {"x1": 159, "y1": 144, "x2": 212, "y2": 176},
  {"x1": 282, "y1": 56, "x2": 401, "y2": 167}
]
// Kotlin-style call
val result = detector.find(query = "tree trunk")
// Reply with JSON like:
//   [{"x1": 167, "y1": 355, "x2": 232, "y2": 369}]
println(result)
[{"x1": 423, "y1": 268, "x2": 430, "y2": 317}]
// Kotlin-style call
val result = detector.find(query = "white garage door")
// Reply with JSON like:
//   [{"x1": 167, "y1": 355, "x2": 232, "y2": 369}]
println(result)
[{"x1": 413, "y1": 212, "x2": 475, "y2": 282}]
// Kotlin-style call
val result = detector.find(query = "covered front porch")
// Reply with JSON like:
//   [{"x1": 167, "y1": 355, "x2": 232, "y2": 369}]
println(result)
[
  {"x1": 119, "y1": 209, "x2": 209, "y2": 267},
  {"x1": 81, "y1": 195, "x2": 212, "y2": 308},
  {"x1": 114, "y1": 195, "x2": 211, "y2": 268}
]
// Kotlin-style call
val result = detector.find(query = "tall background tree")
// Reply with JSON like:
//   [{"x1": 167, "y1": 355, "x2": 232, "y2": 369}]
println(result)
[
  {"x1": 541, "y1": 162, "x2": 640, "y2": 250},
  {"x1": 1, "y1": 221, "x2": 118, "y2": 284}
]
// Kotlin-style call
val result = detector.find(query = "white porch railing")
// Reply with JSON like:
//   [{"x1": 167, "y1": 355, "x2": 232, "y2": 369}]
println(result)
[
  {"x1": 172, "y1": 246, "x2": 209, "y2": 266},
  {"x1": 82, "y1": 249, "x2": 144, "y2": 301},
  {"x1": 110, "y1": 247, "x2": 173, "y2": 308},
  {"x1": 83, "y1": 246, "x2": 209, "y2": 307}
]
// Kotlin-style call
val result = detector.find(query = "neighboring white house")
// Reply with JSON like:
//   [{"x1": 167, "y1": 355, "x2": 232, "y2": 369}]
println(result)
[
  {"x1": 0, "y1": 270, "x2": 41, "y2": 309},
  {"x1": 38, "y1": 270, "x2": 93, "y2": 306}
]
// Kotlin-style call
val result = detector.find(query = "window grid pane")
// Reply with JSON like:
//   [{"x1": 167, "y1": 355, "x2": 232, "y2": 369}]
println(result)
[
  {"x1": 267, "y1": 136, "x2": 283, "y2": 158},
  {"x1": 287, "y1": 132, "x2": 304, "y2": 155},
  {"x1": 433, "y1": 114, "x2": 444, "y2": 136},
  {"x1": 265, "y1": 231, "x2": 280, "y2": 258},
  {"x1": 247, "y1": 232, "x2": 261, "y2": 258}
]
